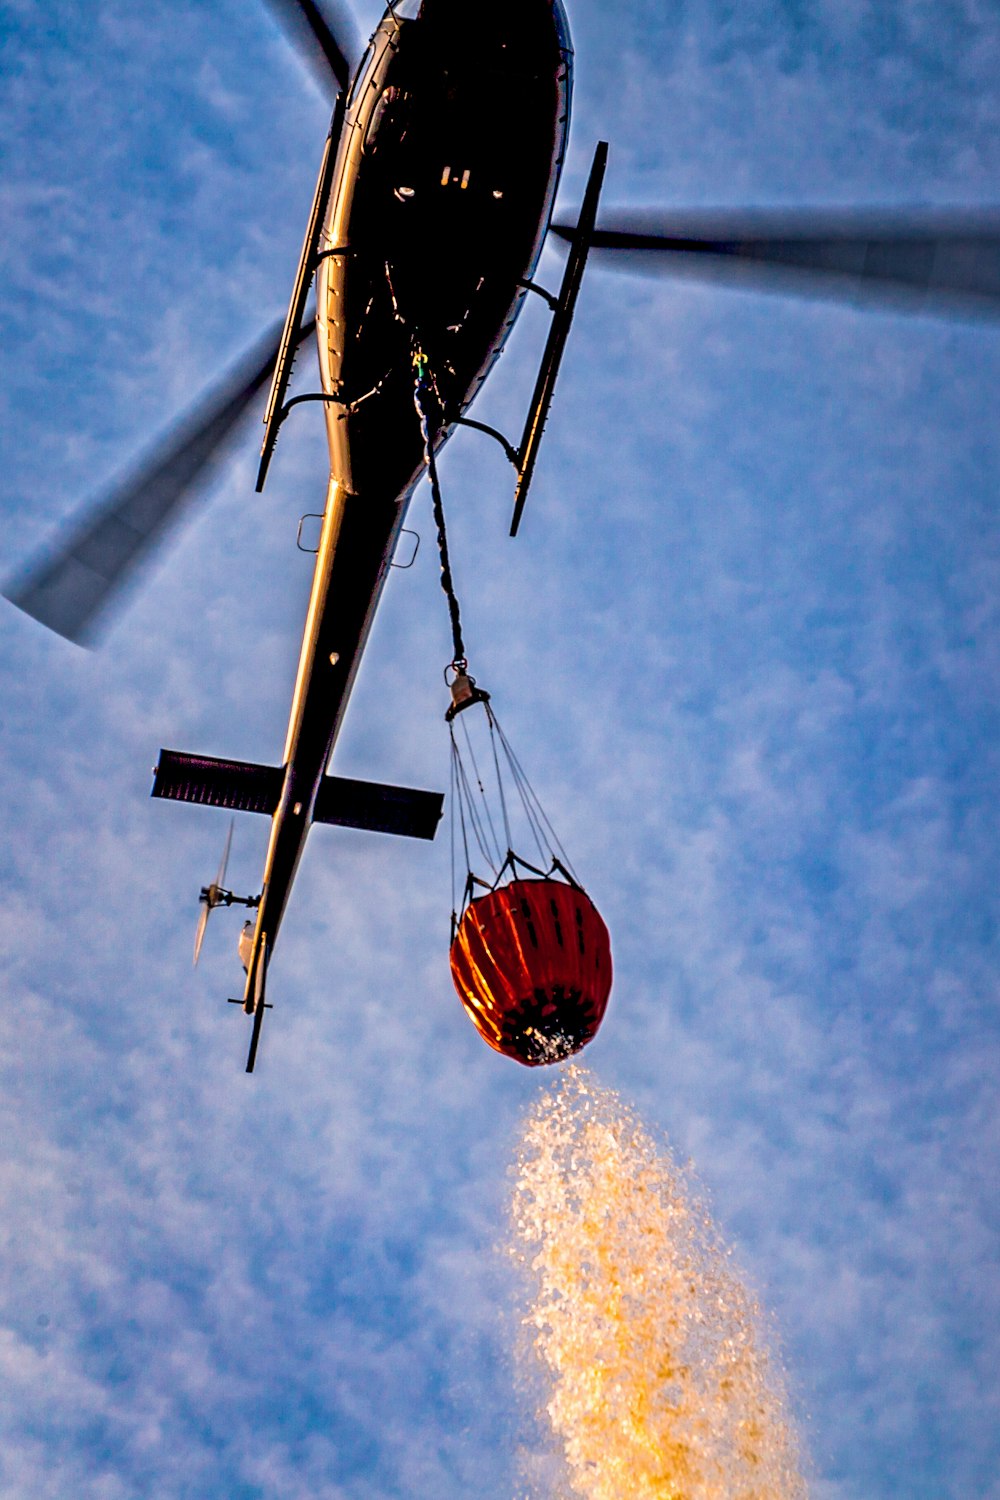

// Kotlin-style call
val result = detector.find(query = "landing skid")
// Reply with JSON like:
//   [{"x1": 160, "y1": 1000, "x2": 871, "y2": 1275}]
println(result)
[
  {"x1": 228, "y1": 937, "x2": 271, "y2": 1073},
  {"x1": 245, "y1": 991, "x2": 271, "y2": 1073}
]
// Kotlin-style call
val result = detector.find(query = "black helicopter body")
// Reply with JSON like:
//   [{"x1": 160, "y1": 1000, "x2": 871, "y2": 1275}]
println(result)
[
  {"x1": 231, "y1": 0, "x2": 573, "y2": 1056},
  {"x1": 7, "y1": 0, "x2": 998, "y2": 1071}
]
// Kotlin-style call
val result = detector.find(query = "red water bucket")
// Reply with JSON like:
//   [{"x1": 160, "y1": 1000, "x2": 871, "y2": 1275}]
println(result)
[{"x1": 450, "y1": 877, "x2": 612, "y2": 1065}]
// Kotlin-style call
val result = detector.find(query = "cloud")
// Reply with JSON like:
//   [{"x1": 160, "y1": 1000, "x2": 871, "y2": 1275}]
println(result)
[{"x1": 0, "y1": 0, "x2": 998, "y2": 1496}]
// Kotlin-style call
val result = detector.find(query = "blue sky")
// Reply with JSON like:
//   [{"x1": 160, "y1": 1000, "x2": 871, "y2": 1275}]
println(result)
[{"x1": 1, "y1": 0, "x2": 998, "y2": 1495}]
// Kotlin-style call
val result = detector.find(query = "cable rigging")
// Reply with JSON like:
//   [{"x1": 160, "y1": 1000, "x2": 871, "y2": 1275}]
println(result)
[{"x1": 412, "y1": 348, "x2": 613, "y2": 1067}]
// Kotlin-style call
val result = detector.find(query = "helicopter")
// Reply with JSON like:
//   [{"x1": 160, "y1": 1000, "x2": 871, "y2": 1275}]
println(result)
[{"x1": 5, "y1": 0, "x2": 999, "y2": 1072}]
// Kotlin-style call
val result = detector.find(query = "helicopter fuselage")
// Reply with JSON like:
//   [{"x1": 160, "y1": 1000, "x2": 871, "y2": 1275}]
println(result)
[{"x1": 241, "y1": 0, "x2": 572, "y2": 1049}]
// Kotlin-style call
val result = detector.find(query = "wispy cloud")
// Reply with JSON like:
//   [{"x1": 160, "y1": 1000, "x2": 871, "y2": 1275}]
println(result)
[{"x1": 0, "y1": 0, "x2": 997, "y2": 1496}]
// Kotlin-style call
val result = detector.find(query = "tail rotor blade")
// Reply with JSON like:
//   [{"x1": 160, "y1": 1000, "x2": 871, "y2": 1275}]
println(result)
[
  {"x1": 215, "y1": 817, "x2": 235, "y2": 892},
  {"x1": 550, "y1": 210, "x2": 1000, "y2": 315},
  {"x1": 193, "y1": 818, "x2": 236, "y2": 967},
  {"x1": 193, "y1": 902, "x2": 211, "y2": 968}
]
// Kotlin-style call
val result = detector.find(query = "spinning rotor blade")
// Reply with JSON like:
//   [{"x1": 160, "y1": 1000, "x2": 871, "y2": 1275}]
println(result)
[
  {"x1": 193, "y1": 904, "x2": 212, "y2": 969},
  {"x1": 262, "y1": 0, "x2": 359, "y2": 96},
  {"x1": 550, "y1": 212, "x2": 1000, "y2": 314},
  {"x1": 214, "y1": 818, "x2": 235, "y2": 893},
  {"x1": 4, "y1": 317, "x2": 311, "y2": 646},
  {"x1": 194, "y1": 819, "x2": 235, "y2": 966}
]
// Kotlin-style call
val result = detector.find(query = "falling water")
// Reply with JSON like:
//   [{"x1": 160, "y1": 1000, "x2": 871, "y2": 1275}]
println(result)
[{"x1": 509, "y1": 1067, "x2": 807, "y2": 1500}]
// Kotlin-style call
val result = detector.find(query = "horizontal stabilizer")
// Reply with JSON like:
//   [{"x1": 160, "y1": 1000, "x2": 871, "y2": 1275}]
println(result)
[
  {"x1": 152, "y1": 750, "x2": 443, "y2": 840},
  {"x1": 313, "y1": 774, "x2": 443, "y2": 840},
  {"x1": 152, "y1": 750, "x2": 282, "y2": 814}
]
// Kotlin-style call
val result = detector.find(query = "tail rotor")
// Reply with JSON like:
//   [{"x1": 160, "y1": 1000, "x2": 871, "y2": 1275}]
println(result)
[{"x1": 193, "y1": 819, "x2": 235, "y2": 965}]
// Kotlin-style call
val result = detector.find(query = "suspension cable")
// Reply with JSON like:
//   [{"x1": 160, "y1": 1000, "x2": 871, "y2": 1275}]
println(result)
[
  {"x1": 486, "y1": 707, "x2": 514, "y2": 855},
  {"x1": 459, "y1": 713, "x2": 504, "y2": 867},
  {"x1": 412, "y1": 347, "x2": 580, "y2": 905},
  {"x1": 493, "y1": 712, "x2": 579, "y2": 883},
  {"x1": 450, "y1": 734, "x2": 473, "y2": 874},
  {"x1": 449, "y1": 737, "x2": 459, "y2": 928},
  {"x1": 451, "y1": 729, "x2": 501, "y2": 875},
  {"x1": 448, "y1": 699, "x2": 583, "y2": 903}
]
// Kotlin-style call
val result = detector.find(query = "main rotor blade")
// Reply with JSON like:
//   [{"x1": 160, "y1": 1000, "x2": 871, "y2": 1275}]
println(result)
[
  {"x1": 4, "y1": 317, "x2": 311, "y2": 646},
  {"x1": 550, "y1": 211, "x2": 1000, "y2": 314},
  {"x1": 262, "y1": 0, "x2": 359, "y2": 96}
]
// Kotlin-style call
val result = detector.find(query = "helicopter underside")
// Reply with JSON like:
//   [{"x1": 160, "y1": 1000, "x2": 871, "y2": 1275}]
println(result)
[
  {"x1": 230, "y1": 1, "x2": 575, "y2": 1041},
  {"x1": 316, "y1": 0, "x2": 572, "y2": 501}
]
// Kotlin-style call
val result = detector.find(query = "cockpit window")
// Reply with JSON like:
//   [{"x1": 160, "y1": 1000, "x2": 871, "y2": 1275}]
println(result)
[
  {"x1": 364, "y1": 85, "x2": 412, "y2": 154},
  {"x1": 389, "y1": 0, "x2": 422, "y2": 17}
]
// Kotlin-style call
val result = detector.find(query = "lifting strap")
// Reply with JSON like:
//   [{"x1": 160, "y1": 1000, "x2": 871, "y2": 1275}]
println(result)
[{"x1": 412, "y1": 350, "x2": 467, "y2": 672}]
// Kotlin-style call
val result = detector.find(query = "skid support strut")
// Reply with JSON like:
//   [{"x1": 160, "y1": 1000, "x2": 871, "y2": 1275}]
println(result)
[
  {"x1": 449, "y1": 141, "x2": 608, "y2": 536},
  {"x1": 510, "y1": 140, "x2": 608, "y2": 535}
]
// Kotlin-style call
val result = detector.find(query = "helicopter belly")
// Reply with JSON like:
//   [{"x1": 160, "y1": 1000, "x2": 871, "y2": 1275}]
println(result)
[
  {"x1": 315, "y1": 0, "x2": 572, "y2": 500},
  {"x1": 234, "y1": 1, "x2": 574, "y2": 1011}
]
